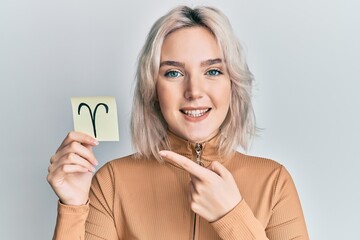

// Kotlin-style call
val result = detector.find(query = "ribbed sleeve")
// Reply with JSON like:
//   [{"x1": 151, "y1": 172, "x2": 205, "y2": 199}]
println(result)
[
  {"x1": 53, "y1": 201, "x2": 89, "y2": 240},
  {"x1": 85, "y1": 162, "x2": 119, "y2": 239},
  {"x1": 265, "y1": 166, "x2": 309, "y2": 239},
  {"x1": 211, "y1": 200, "x2": 268, "y2": 240}
]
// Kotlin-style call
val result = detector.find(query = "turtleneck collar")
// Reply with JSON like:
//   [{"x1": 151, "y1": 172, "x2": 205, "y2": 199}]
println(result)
[{"x1": 165, "y1": 131, "x2": 225, "y2": 167}]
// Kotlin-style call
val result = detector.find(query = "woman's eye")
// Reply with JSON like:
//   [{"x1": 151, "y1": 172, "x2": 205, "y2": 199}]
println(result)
[
  {"x1": 206, "y1": 69, "x2": 222, "y2": 76},
  {"x1": 164, "y1": 70, "x2": 182, "y2": 78}
]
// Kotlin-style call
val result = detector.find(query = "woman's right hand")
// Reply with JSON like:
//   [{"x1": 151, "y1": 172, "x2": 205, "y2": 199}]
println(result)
[{"x1": 47, "y1": 131, "x2": 99, "y2": 206}]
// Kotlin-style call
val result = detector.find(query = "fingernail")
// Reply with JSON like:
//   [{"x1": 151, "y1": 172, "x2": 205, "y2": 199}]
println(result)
[
  {"x1": 159, "y1": 151, "x2": 166, "y2": 157},
  {"x1": 93, "y1": 140, "x2": 99, "y2": 145}
]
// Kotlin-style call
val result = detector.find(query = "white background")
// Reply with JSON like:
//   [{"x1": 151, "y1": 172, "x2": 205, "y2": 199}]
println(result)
[{"x1": 1, "y1": 0, "x2": 359, "y2": 239}]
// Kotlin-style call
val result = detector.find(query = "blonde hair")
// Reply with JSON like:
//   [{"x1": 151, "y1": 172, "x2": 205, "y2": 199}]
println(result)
[{"x1": 131, "y1": 6, "x2": 256, "y2": 161}]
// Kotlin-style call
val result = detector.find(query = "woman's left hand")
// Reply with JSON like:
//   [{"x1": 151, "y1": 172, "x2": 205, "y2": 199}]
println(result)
[{"x1": 159, "y1": 150, "x2": 242, "y2": 222}]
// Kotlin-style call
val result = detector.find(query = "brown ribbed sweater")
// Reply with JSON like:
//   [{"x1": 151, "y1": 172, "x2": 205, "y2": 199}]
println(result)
[{"x1": 53, "y1": 132, "x2": 309, "y2": 239}]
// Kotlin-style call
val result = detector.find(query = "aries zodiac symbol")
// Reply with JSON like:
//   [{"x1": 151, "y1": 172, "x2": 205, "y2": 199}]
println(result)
[{"x1": 78, "y1": 102, "x2": 109, "y2": 138}]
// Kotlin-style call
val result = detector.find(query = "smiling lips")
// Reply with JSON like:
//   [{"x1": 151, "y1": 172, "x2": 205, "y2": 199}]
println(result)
[{"x1": 180, "y1": 108, "x2": 211, "y2": 120}]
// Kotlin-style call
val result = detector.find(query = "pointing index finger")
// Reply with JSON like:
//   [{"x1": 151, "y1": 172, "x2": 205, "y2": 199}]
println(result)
[{"x1": 159, "y1": 150, "x2": 208, "y2": 179}]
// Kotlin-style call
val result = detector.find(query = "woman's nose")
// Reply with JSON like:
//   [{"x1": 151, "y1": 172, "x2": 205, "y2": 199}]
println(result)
[{"x1": 184, "y1": 75, "x2": 203, "y2": 100}]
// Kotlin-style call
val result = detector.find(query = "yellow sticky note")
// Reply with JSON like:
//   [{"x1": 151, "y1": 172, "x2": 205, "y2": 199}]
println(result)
[{"x1": 71, "y1": 97, "x2": 119, "y2": 141}]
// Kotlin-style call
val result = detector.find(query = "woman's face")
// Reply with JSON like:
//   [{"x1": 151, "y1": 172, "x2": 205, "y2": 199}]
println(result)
[{"x1": 156, "y1": 26, "x2": 231, "y2": 143}]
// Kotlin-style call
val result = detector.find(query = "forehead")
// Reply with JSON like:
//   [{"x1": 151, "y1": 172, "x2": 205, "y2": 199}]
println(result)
[{"x1": 160, "y1": 26, "x2": 223, "y2": 63}]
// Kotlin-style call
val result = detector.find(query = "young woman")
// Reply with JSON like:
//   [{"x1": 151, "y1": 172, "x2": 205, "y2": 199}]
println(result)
[{"x1": 48, "y1": 6, "x2": 309, "y2": 239}]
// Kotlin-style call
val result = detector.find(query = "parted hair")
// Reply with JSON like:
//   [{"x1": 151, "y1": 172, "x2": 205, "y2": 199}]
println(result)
[{"x1": 131, "y1": 5, "x2": 256, "y2": 161}]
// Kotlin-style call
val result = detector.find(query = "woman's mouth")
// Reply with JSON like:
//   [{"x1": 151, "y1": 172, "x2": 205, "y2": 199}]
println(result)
[{"x1": 180, "y1": 108, "x2": 211, "y2": 118}]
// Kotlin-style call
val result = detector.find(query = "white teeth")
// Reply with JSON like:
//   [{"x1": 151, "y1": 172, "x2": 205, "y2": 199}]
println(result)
[{"x1": 183, "y1": 109, "x2": 209, "y2": 117}]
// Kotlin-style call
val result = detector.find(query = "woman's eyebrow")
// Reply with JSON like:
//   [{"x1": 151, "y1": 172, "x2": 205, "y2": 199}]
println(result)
[
  {"x1": 200, "y1": 58, "x2": 223, "y2": 67},
  {"x1": 159, "y1": 60, "x2": 185, "y2": 68},
  {"x1": 159, "y1": 58, "x2": 223, "y2": 68}
]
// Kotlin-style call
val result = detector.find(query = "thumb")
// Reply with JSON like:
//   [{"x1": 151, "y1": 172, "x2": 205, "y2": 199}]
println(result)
[{"x1": 209, "y1": 161, "x2": 230, "y2": 179}]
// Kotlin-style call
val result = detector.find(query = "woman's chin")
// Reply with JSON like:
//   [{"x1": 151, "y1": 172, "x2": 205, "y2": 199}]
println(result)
[{"x1": 179, "y1": 129, "x2": 219, "y2": 143}]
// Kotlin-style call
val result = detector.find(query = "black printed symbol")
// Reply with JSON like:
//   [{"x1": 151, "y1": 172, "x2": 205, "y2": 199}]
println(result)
[{"x1": 78, "y1": 102, "x2": 109, "y2": 138}]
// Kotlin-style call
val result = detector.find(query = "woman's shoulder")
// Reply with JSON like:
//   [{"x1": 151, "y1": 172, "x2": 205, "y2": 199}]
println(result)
[
  {"x1": 109, "y1": 153, "x2": 159, "y2": 166},
  {"x1": 93, "y1": 154, "x2": 172, "y2": 191},
  {"x1": 231, "y1": 151, "x2": 285, "y2": 175},
  {"x1": 95, "y1": 153, "x2": 159, "y2": 176},
  {"x1": 108, "y1": 153, "x2": 140, "y2": 165},
  {"x1": 230, "y1": 152, "x2": 298, "y2": 194}
]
